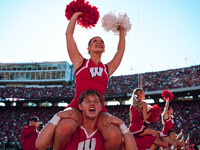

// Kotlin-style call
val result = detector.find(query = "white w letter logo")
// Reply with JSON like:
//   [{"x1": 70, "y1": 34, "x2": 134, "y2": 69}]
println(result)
[
  {"x1": 77, "y1": 138, "x2": 96, "y2": 150},
  {"x1": 89, "y1": 67, "x2": 103, "y2": 78}
]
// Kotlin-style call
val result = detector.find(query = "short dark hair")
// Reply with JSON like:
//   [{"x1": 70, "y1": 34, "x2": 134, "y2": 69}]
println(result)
[
  {"x1": 168, "y1": 129, "x2": 175, "y2": 136},
  {"x1": 78, "y1": 90, "x2": 103, "y2": 104},
  {"x1": 30, "y1": 116, "x2": 39, "y2": 122}
]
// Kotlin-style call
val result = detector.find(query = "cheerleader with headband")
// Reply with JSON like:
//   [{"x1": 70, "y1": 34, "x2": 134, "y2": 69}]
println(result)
[
  {"x1": 129, "y1": 88, "x2": 160, "y2": 137},
  {"x1": 46, "y1": 1, "x2": 132, "y2": 149},
  {"x1": 129, "y1": 88, "x2": 168, "y2": 149}
]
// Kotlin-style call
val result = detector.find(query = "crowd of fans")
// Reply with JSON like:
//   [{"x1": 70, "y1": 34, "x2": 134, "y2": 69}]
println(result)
[
  {"x1": 106, "y1": 65, "x2": 200, "y2": 94},
  {"x1": 0, "y1": 107, "x2": 62, "y2": 149},
  {"x1": 0, "y1": 100, "x2": 199, "y2": 149},
  {"x1": 0, "y1": 65, "x2": 199, "y2": 99},
  {"x1": 0, "y1": 86, "x2": 76, "y2": 100},
  {"x1": 0, "y1": 65, "x2": 199, "y2": 149}
]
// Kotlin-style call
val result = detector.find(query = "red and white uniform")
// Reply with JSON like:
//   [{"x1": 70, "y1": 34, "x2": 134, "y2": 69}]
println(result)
[
  {"x1": 129, "y1": 105, "x2": 146, "y2": 136},
  {"x1": 21, "y1": 125, "x2": 39, "y2": 150},
  {"x1": 65, "y1": 126, "x2": 104, "y2": 150},
  {"x1": 134, "y1": 135, "x2": 156, "y2": 150},
  {"x1": 161, "y1": 116, "x2": 174, "y2": 136},
  {"x1": 129, "y1": 105, "x2": 157, "y2": 149},
  {"x1": 67, "y1": 59, "x2": 109, "y2": 112}
]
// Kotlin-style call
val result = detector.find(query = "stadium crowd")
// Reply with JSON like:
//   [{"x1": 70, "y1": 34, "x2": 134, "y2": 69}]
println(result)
[
  {"x1": 0, "y1": 65, "x2": 199, "y2": 99},
  {"x1": 0, "y1": 65, "x2": 199, "y2": 149},
  {"x1": 0, "y1": 101, "x2": 199, "y2": 149},
  {"x1": 106, "y1": 65, "x2": 200, "y2": 95}
]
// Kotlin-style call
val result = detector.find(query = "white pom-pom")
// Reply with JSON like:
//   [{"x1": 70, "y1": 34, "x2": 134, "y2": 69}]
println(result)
[
  {"x1": 101, "y1": 12, "x2": 132, "y2": 36},
  {"x1": 117, "y1": 13, "x2": 132, "y2": 35},
  {"x1": 101, "y1": 12, "x2": 118, "y2": 32}
]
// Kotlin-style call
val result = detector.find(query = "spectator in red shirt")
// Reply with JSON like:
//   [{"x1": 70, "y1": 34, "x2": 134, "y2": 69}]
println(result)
[{"x1": 21, "y1": 116, "x2": 41, "y2": 150}]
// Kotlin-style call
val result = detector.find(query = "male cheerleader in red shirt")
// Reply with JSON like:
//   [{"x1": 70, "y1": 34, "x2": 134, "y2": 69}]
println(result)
[{"x1": 36, "y1": 90, "x2": 137, "y2": 150}]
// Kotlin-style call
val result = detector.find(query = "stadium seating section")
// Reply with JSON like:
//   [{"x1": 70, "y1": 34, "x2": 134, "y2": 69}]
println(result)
[{"x1": 0, "y1": 65, "x2": 199, "y2": 149}]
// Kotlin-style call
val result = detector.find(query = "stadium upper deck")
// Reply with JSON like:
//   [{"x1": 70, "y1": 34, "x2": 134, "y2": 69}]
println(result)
[
  {"x1": 0, "y1": 61, "x2": 74, "y2": 86},
  {"x1": 0, "y1": 63, "x2": 199, "y2": 106}
]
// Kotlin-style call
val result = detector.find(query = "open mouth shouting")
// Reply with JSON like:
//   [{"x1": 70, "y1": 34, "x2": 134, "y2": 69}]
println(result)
[{"x1": 89, "y1": 107, "x2": 96, "y2": 113}]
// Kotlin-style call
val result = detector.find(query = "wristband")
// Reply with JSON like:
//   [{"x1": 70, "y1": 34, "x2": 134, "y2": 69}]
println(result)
[
  {"x1": 119, "y1": 123, "x2": 129, "y2": 134},
  {"x1": 49, "y1": 114, "x2": 61, "y2": 126}
]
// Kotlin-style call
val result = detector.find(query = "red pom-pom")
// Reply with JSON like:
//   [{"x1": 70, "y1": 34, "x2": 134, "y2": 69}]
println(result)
[
  {"x1": 161, "y1": 90, "x2": 173, "y2": 101},
  {"x1": 65, "y1": 0, "x2": 100, "y2": 29},
  {"x1": 148, "y1": 104, "x2": 161, "y2": 123}
]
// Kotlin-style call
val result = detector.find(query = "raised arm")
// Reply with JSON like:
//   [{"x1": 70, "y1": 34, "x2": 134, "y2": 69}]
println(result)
[
  {"x1": 176, "y1": 129, "x2": 183, "y2": 141},
  {"x1": 66, "y1": 12, "x2": 84, "y2": 70},
  {"x1": 107, "y1": 26, "x2": 125, "y2": 76},
  {"x1": 185, "y1": 133, "x2": 190, "y2": 145},
  {"x1": 163, "y1": 99, "x2": 170, "y2": 120}
]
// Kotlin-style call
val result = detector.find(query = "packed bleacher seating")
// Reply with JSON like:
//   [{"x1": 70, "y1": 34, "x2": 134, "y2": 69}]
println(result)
[
  {"x1": 0, "y1": 100, "x2": 199, "y2": 149},
  {"x1": 0, "y1": 65, "x2": 199, "y2": 99},
  {"x1": 106, "y1": 65, "x2": 200, "y2": 94},
  {"x1": 0, "y1": 86, "x2": 76, "y2": 100},
  {"x1": 0, "y1": 65, "x2": 200, "y2": 149}
]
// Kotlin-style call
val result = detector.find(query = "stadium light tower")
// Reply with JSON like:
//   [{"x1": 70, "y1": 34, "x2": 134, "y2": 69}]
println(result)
[{"x1": 138, "y1": 73, "x2": 143, "y2": 88}]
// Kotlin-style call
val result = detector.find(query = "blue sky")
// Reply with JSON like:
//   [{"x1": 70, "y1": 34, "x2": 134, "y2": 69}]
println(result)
[{"x1": 0, "y1": 0, "x2": 200, "y2": 76}]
